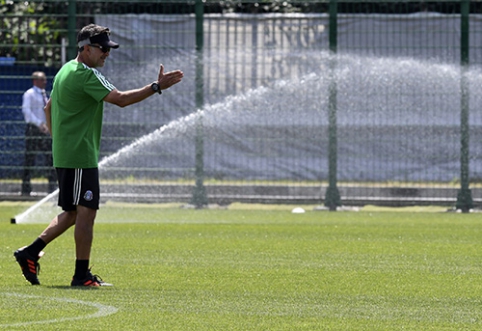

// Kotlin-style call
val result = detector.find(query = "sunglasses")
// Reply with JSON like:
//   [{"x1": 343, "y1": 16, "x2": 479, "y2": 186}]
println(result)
[{"x1": 88, "y1": 44, "x2": 111, "y2": 53}]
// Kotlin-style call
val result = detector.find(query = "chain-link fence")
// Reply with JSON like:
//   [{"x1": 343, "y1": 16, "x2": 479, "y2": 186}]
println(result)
[{"x1": 1, "y1": 1, "x2": 481, "y2": 208}]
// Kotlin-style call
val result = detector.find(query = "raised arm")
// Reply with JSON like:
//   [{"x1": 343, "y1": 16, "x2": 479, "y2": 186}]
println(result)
[{"x1": 103, "y1": 64, "x2": 183, "y2": 108}]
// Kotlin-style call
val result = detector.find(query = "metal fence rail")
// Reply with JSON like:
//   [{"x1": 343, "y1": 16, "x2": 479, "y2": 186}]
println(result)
[{"x1": 1, "y1": 1, "x2": 481, "y2": 209}]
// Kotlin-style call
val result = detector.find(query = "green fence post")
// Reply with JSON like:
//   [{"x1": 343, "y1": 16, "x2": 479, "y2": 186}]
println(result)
[
  {"x1": 456, "y1": 0, "x2": 473, "y2": 212},
  {"x1": 324, "y1": 0, "x2": 341, "y2": 211},
  {"x1": 67, "y1": 0, "x2": 77, "y2": 60},
  {"x1": 191, "y1": 0, "x2": 208, "y2": 208}
]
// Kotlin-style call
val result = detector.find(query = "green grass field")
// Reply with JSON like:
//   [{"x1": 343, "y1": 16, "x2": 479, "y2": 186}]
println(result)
[{"x1": 1, "y1": 202, "x2": 482, "y2": 330}]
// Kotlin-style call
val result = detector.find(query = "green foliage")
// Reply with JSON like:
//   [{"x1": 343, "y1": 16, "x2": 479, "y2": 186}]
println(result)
[
  {"x1": 0, "y1": 0, "x2": 62, "y2": 66},
  {"x1": 216, "y1": 0, "x2": 305, "y2": 13}
]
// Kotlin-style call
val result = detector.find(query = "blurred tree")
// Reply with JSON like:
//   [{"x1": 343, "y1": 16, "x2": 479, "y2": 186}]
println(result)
[{"x1": 0, "y1": 0, "x2": 62, "y2": 67}]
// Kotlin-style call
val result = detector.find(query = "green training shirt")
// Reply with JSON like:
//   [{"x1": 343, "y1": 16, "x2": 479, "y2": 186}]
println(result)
[{"x1": 50, "y1": 60, "x2": 115, "y2": 168}]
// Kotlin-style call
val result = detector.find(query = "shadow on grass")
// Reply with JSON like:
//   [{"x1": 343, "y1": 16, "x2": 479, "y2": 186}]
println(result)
[{"x1": 47, "y1": 285, "x2": 101, "y2": 290}]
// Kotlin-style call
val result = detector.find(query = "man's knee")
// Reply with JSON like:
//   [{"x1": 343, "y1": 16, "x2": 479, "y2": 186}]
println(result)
[
  {"x1": 76, "y1": 205, "x2": 97, "y2": 223},
  {"x1": 63, "y1": 210, "x2": 78, "y2": 226}
]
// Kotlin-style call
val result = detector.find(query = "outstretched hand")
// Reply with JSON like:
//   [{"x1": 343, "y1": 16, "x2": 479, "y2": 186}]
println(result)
[{"x1": 157, "y1": 64, "x2": 183, "y2": 90}]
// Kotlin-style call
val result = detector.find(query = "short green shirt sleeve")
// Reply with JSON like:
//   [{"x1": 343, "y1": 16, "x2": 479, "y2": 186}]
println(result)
[{"x1": 84, "y1": 67, "x2": 116, "y2": 102}]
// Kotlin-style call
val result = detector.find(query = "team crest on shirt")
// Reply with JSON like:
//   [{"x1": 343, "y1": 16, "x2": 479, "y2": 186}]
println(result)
[{"x1": 84, "y1": 190, "x2": 94, "y2": 201}]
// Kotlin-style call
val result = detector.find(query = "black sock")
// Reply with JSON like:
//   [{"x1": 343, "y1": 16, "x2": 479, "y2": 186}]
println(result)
[
  {"x1": 74, "y1": 259, "x2": 90, "y2": 278},
  {"x1": 26, "y1": 238, "x2": 47, "y2": 257}
]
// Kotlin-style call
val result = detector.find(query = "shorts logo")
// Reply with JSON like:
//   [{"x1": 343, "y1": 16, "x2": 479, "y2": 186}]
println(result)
[{"x1": 84, "y1": 190, "x2": 94, "y2": 201}]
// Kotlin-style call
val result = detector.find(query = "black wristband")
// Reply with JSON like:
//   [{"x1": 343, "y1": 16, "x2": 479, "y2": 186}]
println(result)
[{"x1": 151, "y1": 82, "x2": 162, "y2": 95}]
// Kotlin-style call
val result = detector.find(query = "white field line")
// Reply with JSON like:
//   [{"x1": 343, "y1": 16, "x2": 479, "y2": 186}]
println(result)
[{"x1": 0, "y1": 292, "x2": 118, "y2": 328}]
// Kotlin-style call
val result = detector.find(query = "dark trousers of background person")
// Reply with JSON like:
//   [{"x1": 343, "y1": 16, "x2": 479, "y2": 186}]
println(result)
[{"x1": 21, "y1": 124, "x2": 57, "y2": 195}]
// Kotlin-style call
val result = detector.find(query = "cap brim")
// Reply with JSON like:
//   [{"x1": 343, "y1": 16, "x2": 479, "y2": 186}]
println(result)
[
  {"x1": 89, "y1": 32, "x2": 120, "y2": 49},
  {"x1": 103, "y1": 40, "x2": 119, "y2": 49}
]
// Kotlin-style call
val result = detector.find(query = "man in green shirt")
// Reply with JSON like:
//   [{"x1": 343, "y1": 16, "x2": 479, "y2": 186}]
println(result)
[{"x1": 14, "y1": 23, "x2": 183, "y2": 286}]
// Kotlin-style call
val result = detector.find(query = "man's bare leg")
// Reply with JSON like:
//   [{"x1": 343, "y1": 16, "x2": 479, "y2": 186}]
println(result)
[
  {"x1": 14, "y1": 210, "x2": 77, "y2": 285},
  {"x1": 39, "y1": 210, "x2": 77, "y2": 244},
  {"x1": 71, "y1": 205, "x2": 110, "y2": 286},
  {"x1": 74, "y1": 205, "x2": 97, "y2": 260}
]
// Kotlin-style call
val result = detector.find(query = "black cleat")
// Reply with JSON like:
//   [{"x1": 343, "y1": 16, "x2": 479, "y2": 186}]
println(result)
[
  {"x1": 71, "y1": 269, "x2": 113, "y2": 287},
  {"x1": 14, "y1": 247, "x2": 44, "y2": 285}
]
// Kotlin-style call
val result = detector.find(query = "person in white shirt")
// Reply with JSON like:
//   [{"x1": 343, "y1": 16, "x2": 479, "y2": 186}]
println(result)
[{"x1": 21, "y1": 71, "x2": 56, "y2": 196}]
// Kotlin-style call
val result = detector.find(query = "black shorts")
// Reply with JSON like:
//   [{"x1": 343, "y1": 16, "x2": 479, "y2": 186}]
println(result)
[{"x1": 56, "y1": 168, "x2": 100, "y2": 211}]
